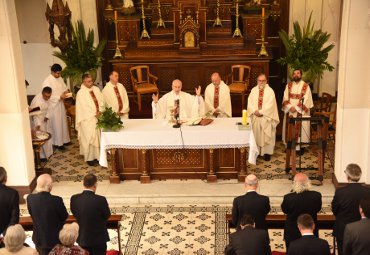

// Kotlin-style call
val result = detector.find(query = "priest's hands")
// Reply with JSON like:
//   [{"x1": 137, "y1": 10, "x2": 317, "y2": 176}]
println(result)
[
  {"x1": 290, "y1": 106, "x2": 297, "y2": 113},
  {"x1": 195, "y1": 86, "x2": 201, "y2": 96},
  {"x1": 60, "y1": 91, "x2": 68, "y2": 100},
  {"x1": 254, "y1": 110, "x2": 263, "y2": 117},
  {"x1": 44, "y1": 117, "x2": 48, "y2": 122},
  {"x1": 152, "y1": 93, "x2": 159, "y2": 103}
]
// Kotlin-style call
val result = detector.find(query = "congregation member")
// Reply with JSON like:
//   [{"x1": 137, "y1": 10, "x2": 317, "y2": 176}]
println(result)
[
  {"x1": 152, "y1": 79, "x2": 204, "y2": 120},
  {"x1": 0, "y1": 224, "x2": 38, "y2": 255},
  {"x1": 0, "y1": 167, "x2": 19, "y2": 244},
  {"x1": 204, "y1": 72, "x2": 232, "y2": 118},
  {"x1": 232, "y1": 174, "x2": 270, "y2": 231},
  {"x1": 27, "y1": 174, "x2": 68, "y2": 255},
  {"x1": 281, "y1": 173, "x2": 322, "y2": 250},
  {"x1": 102, "y1": 71, "x2": 130, "y2": 119},
  {"x1": 343, "y1": 196, "x2": 370, "y2": 255},
  {"x1": 287, "y1": 214, "x2": 330, "y2": 255},
  {"x1": 331, "y1": 163, "x2": 370, "y2": 255},
  {"x1": 29, "y1": 86, "x2": 53, "y2": 159},
  {"x1": 42, "y1": 64, "x2": 70, "y2": 150},
  {"x1": 281, "y1": 69, "x2": 313, "y2": 155},
  {"x1": 247, "y1": 74, "x2": 279, "y2": 161},
  {"x1": 225, "y1": 214, "x2": 271, "y2": 255},
  {"x1": 71, "y1": 174, "x2": 111, "y2": 255},
  {"x1": 76, "y1": 74, "x2": 105, "y2": 167},
  {"x1": 49, "y1": 223, "x2": 89, "y2": 255}
]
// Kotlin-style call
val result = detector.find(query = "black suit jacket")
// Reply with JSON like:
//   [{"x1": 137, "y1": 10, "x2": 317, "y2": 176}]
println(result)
[
  {"x1": 287, "y1": 235, "x2": 330, "y2": 255},
  {"x1": 232, "y1": 191, "x2": 270, "y2": 230},
  {"x1": 331, "y1": 183, "x2": 370, "y2": 241},
  {"x1": 343, "y1": 218, "x2": 370, "y2": 255},
  {"x1": 225, "y1": 226, "x2": 271, "y2": 255},
  {"x1": 70, "y1": 190, "x2": 111, "y2": 247},
  {"x1": 27, "y1": 191, "x2": 68, "y2": 249},
  {"x1": 281, "y1": 190, "x2": 322, "y2": 244},
  {"x1": 0, "y1": 184, "x2": 19, "y2": 235}
]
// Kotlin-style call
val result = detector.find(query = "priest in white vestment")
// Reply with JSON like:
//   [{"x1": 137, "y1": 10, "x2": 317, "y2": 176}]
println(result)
[
  {"x1": 204, "y1": 72, "x2": 232, "y2": 118},
  {"x1": 282, "y1": 69, "x2": 314, "y2": 154},
  {"x1": 152, "y1": 79, "x2": 204, "y2": 121},
  {"x1": 42, "y1": 64, "x2": 70, "y2": 149},
  {"x1": 102, "y1": 71, "x2": 130, "y2": 119},
  {"x1": 30, "y1": 87, "x2": 54, "y2": 159},
  {"x1": 76, "y1": 74, "x2": 105, "y2": 166},
  {"x1": 247, "y1": 74, "x2": 279, "y2": 161}
]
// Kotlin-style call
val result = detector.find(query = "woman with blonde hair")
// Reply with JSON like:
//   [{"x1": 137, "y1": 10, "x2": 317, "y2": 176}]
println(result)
[
  {"x1": 49, "y1": 223, "x2": 88, "y2": 255},
  {"x1": 0, "y1": 224, "x2": 38, "y2": 255}
]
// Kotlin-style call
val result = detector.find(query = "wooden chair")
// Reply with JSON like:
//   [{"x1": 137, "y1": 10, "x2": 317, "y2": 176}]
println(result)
[
  {"x1": 225, "y1": 65, "x2": 251, "y2": 109},
  {"x1": 129, "y1": 65, "x2": 159, "y2": 111},
  {"x1": 313, "y1": 108, "x2": 336, "y2": 141},
  {"x1": 314, "y1": 92, "x2": 333, "y2": 113}
]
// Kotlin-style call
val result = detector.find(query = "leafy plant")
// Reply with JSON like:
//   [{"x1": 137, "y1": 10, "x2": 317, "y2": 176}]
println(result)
[
  {"x1": 277, "y1": 12, "x2": 335, "y2": 83},
  {"x1": 96, "y1": 106, "x2": 123, "y2": 132},
  {"x1": 53, "y1": 20, "x2": 106, "y2": 86}
]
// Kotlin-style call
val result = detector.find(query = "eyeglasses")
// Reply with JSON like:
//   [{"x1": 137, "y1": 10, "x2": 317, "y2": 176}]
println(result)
[{"x1": 257, "y1": 80, "x2": 266, "y2": 82}]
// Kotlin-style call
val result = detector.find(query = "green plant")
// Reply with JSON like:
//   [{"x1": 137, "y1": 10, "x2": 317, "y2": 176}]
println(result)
[
  {"x1": 96, "y1": 106, "x2": 123, "y2": 131},
  {"x1": 277, "y1": 12, "x2": 335, "y2": 83},
  {"x1": 53, "y1": 20, "x2": 106, "y2": 86}
]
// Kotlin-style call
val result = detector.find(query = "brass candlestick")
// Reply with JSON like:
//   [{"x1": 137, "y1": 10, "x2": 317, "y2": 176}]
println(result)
[
  {"x1": 113, "y1": 11, "x2": 123, "y2": 59},
  {"x1": 258, "y1": 9, "x2": 269, "y2": 57},
  {"x1": 213, "y1": 0, "x2": 222, "y2": 27},
  {"x1": 232, "y1": 0, "x2": 242, "y2": 37},
  {"x1": 140, "y1": 0, "x2": 150, "y2": 39},
  {"x1": 157, "y1": 0, "x2": 165, "y2": 28}
]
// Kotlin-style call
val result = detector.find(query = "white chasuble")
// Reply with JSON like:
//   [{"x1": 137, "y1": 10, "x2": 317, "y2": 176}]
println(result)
[
  {"x1": 102, "y1": 82, "x2": 130, "y2": 119},
  {"x1": 204, "y1": 81, "x2": 232, "y2": 118}
]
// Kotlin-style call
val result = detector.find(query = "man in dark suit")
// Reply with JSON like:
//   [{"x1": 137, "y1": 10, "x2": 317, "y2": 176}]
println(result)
[
  {"x1": 281, "y1": 173, "x2": 322, "y2": 250},
  {"x1": 288, "y1": 214, "x2": 330, "y2": 255},
  {"x1": 331, "y1": 163, "x2": 370, "y2": 255},
  {"x1": 343, "y1": 196, "x2": 370, "y2": 255},
  {"x1": 70, "y1": 174, "x2": 111, "y2": 255},
  {"x1": 232, "y1": 174, "x2": 270, "y2": 231},
  {"x1": 27, "y1": 174, "x2": 69, "y2": 255},
  {"x1": 0, "y1": 167, "x2": 19, "y2": 247},
  {"x1": 225, "y1": 214, "x2": 271, "y2": 255}
]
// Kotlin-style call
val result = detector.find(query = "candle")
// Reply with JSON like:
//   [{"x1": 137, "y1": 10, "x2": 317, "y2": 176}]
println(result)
[
  {"x1": 114, "y1": 10, "x2": 117, "y2": 20},
  {"x1": 262, "y1": 7, "x2": 265, "y2": 18},
  {"x1": 242, "y1": 109, "x2": 247, "y2": 126}
]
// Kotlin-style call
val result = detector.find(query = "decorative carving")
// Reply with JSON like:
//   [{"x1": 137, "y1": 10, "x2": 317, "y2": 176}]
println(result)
[{"x1": 179, "y1": 13, "x2": 200, "y2": 49}]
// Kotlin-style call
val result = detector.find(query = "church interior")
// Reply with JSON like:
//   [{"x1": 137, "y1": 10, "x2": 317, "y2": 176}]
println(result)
[{"x1": 1, "y1": 0, "x2": 370, "y2": 254}]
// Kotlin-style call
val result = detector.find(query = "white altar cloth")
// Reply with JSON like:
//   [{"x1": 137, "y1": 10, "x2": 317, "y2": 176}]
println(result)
[{"x1": 99, "y1": 118, "x2": 259, "y2": 167}]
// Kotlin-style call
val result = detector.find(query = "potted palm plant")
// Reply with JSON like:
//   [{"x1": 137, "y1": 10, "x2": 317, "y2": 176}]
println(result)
[
  {"x1": 277, "y1": 13, "x2": 335, "y2": 85},
  {"x1": 53, "y1": 20, "x2": 106, "y2": 93}
]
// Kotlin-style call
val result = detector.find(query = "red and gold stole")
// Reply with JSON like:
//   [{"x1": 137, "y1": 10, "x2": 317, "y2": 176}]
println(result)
[
  {"x1": 214, "y1": 86, "x2": 220, "y2": 109},
  {"x1": 89, "y1": 90, "x2": 100, "y2": 114},
  {"x1": 258, "y1": 86, "x2": 264, "y2": 110},
  {"x1": 113, "y1": 85, "x2": 123, "y2": 112}
]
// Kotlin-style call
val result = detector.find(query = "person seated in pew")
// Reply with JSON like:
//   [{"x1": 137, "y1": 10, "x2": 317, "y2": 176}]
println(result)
[
  {"x1": 49, "y1": 223, "x2": 88, "y2": 255},
  {"x1": 0, "y1": 224, "x2": 38, "y2": 255}
]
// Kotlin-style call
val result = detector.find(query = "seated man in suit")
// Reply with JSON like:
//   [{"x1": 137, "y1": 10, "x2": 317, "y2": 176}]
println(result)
[
  {"x1": 281, "y1": 173, "x2": 322, "y2": 250},
  {"x1": 70, "y1": 174, "x2": 111, "y2": 255},
  {"x1": 225, "y1": 214, "x2": 271, "y2": 255},
  {"x1": 232, "y1": 174, "x2": 270, "y2": 231},
  {"x1": 343, "y1": 196, "x2": 370, "y2": 255},
  {"x1": 332, "y1": 163, "x2": 370, "y2": 255},
  {"x1": 288, "y1": 214, "x2": 330, "y2": 255}
]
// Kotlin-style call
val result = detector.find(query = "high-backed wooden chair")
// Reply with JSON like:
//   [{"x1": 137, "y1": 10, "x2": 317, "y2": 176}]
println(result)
[
  {"x1": 225, "y1": 65, "x2": 251, "y2": 109},
  {"x1": 314, "y1": 92, "x2": 333, "y2": 113},
  {"x1": 129, "y1": 65, "x2": 159, "y2": 111},
  {"x1": 313, "y1": 108, "x2": 337, "y2": 141}
]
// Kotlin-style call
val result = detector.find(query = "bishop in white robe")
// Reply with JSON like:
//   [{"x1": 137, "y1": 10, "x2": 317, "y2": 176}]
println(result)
[
  {"x1": 30, "y1": 87, "x2": 54, "y2": 159},
  {"x1": 102, "y1": 71, "x2": 130, "y2": 119},
  {"x1": 247, "y1": 74, "x2": 279, "y2": 160},
  {"x1": 152, "y1": 79, "x2": 204, "y2": 121},
  {"x1": 42, "y1": 64, "x2": 70, "y2": 148},
  {"x1": 204, "y1": 73, "x2": 232, "y2": 118},
  {"x1": 282, "y1": 69, "x2": 314, "y2": 151},
  {"x1": 76, "y1": 74, "x2": 105, "y2": 166}
]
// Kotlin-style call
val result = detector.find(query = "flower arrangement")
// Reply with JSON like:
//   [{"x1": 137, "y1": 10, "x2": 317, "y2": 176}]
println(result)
[{"x1": 96, "y1": 106, "x2": 123, "y2": 132}]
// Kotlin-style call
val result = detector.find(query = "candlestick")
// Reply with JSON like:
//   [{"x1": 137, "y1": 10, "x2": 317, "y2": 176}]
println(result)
[
  {"x1": 156, "y1": 0, "x2": 165, "y2": 28},
  {"x1": 242, "y1": 109, "x2": 247, "y2": 126},
  {"x1": 114, "y1": 10, "x2": 117, "y2": 20},
  {"x1": 262, "y1": 7, "x2": 265, "y2": 18},
  {"x1": 232, "y1": 0, "x2": 242, "y2": 37},
  {"x1": 140, "y1": 0, "x2": 150, "y2": 39},
  {"x1": 213, "y1": 0, "x2": 222, "y2": 27},
  {"x1": 113, "y1": 10, "x2": 123, "y2": 59},
  {"x1": 258, "y1": 9, "x2": 268, "y2": 57}
]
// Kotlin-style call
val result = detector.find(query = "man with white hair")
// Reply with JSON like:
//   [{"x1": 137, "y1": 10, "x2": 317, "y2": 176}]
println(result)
[
  {"x1": 152, "y1": 79, "x2": 204, "y2": 120},
  {"x1": 49, "y1": 223, "x2": 88, "y2": 255},
  {"x1": 27, "y1": 174, "x2": 68, "y2": 255},
  {"x1": 331, "y1": 163, "x2": 370, "y2": 255},
  {"x1": 232, "y1": 174, "x2": 270, "y2": 231},
  {"x1": 204, "y1": 72, "x2": 232, "y2": 118},
  {"x1": 281, "y1": 173, "x2": 322, "y2": 250}
]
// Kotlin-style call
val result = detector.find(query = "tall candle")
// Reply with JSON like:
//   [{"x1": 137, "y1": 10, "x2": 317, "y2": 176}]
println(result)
[
  {"x1": 262, "y1": 7, "x2": 265, "y2": 18},
  {"x1": 242, "y1": 109, "x2": 247, "y2": 126},
  {"x1": 114, "y1": 10, "x2": 117, "y2": 20}
]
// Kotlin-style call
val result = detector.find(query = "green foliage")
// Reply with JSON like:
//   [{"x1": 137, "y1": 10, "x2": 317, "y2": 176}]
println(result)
[
  {"x1": 96, "y1": 106, "x2": 123, "y2": 132},
  {"x1": 53, "y1": 20, "x2": 107, "y2": 84},
  {"x1": 277, "y1": 12, "x2": 335, "y2": 83}
]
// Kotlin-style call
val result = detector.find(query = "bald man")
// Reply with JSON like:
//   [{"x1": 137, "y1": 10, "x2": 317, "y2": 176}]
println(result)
[
  {"x1": 232, "y1": 174, "x2": 270, "y2": 231},
  {"x1": 204, "y1": 72, "x2": 232, "y2": 118},
  {"x1": 27, "y1": 174, "x2": 68, "y2": 255},
  {"x1": 281, "y1": 173, "x2": 322, "y2": 250}
]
